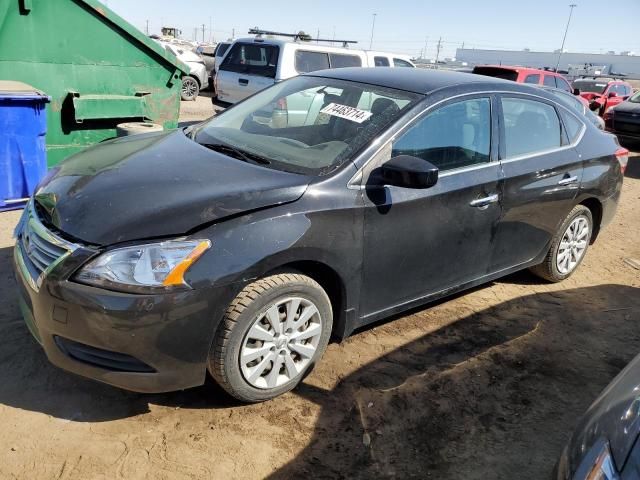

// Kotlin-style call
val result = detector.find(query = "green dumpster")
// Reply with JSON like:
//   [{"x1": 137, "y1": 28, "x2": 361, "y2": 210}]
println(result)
[{"x1": 0, "y1": 0, "x2": 189, "y2": 166}]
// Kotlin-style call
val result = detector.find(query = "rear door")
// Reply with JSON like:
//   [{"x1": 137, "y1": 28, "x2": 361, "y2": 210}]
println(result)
[
  {"x1": 492, "y1": 95, "x2": 584, "y2": 272},
  {"x1": 216, "y1": 42, "x2": 279, "y2": 103}
]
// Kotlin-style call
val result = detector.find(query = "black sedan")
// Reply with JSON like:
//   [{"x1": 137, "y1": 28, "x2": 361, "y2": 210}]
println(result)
[
  {"x1": 604, "y1": 90, "x2": 640, "y2": 146},
  {"x1": 13, "y1": 68, "x2": 627, "y2": 402},
  {"x1": 556, "y1": 353, "x2": 640, "y2": 479}
]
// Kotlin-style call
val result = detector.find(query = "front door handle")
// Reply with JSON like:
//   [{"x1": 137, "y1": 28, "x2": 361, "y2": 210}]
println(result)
[
  {"x1": 238, "y1": 78, "x2": 249, "y2": 86},
  {"x1": 469, "y1": 193, "x2": 499, "y2": 209},
  {"x1": 558, "y1": 175, "x2": 578, "y2": 186}
]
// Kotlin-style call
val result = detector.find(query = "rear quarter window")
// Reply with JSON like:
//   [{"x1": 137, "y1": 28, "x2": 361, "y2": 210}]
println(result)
[
  {"x1": 219, "y1": 43, "x2": 279, "y2": 78},
  {"x1": 472, "y1": 67, "x2": 518, "y2": 82},
  {"x1": 543, "y1": 75, "x2": 556, "y2": 87},
  {"x1": 559, "y1": 109, "x2": 584, "y2": 143}
]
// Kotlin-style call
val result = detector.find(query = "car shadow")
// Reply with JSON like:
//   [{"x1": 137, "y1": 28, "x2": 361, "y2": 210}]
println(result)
[{"x1": 267, "y1": 283, "x2": 640, "y2": 479}]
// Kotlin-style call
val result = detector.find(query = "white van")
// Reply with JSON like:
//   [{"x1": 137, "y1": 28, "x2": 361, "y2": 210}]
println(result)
[{"x1": 215, "y1": 36, "x2": 415, "y2": 104}]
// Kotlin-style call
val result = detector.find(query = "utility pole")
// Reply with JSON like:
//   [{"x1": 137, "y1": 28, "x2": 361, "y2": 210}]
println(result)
[
  {"x1": 209, "y1": 16, "x2": 213, "y2": 43},
  {"x1": 316, "y1": 28, "x2": 320, "y2": 43},
  {"x1": 435, "y1": 36, "x2": 442, "y2": 65},
  {"x1": 232, "y1": 27, "x2": 235, "y2": 39},
  {"x1": 422, "y1": 36, "x2": 429, "y2": 59},
  {"x1": 555, "y1": 4, "x2": 577, "y2": 71},
  {"x1": 201, "y1": 24, "x2": 206, "y2": 43},
  {"x1": 369, "y1": 13, "x2": 377, "y2": 49},
  {"x1": 145, "y1": 19, "x2": 149, "y2": 35},
  {"x1": 193, "y1": 27, "x2": 197, "y2": 42},
  {"x1": 333, "y1": 26, "x2": 336, "y2": 41}
]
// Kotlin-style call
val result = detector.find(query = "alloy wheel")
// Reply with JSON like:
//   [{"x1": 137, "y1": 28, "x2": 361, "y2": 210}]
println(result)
[
  {"x1": 556, "y1": 215, "x2": 590, "y2": 274},
  {"x1": 240, "y1": 297, "x2": 323, "y2": 389},
  {"x1": 181, "y1": 77, "x2": 198, "y2": 100}
]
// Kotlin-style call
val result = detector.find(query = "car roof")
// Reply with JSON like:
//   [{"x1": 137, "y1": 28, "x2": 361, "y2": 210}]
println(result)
[{"x1": 305, "y1": 67, "x2": 517, "y2": 95}]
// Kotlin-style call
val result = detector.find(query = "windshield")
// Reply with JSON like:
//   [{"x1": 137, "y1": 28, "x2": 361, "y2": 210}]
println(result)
[
  {"x1": 573, "y1": 80, "x2": 608, "y2": 94},
  {"x1": 193, "y1": 76, "x2": 422, "y2": 175},
  {"x1": 629, "y1": 91, "x2": 640, "y2": 103}
]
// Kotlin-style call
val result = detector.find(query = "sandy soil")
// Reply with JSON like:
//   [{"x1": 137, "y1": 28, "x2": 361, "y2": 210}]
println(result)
[{"x1": 0, "y1": 103, "x2": 638, "y2": 479}]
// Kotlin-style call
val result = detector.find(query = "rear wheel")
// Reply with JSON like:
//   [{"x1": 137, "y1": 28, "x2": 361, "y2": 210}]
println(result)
[
  {"x1": 181, "y1": 75, "x2": 199, "y2": 101},
  {"x1": 208, "y1": 273, "x2": 333, "y2": 402},
  {"x1": 530, "y1": 205, "x2": 593, "y2": 282}
]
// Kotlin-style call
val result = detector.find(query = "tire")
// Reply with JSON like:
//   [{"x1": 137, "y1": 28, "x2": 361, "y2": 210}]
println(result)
[
  {"x1": 181, "y1": 75, "x2": 200, "y2": 101},
  {"x1": 530, "y1": 205, "x2": 593, "y2": 282},
  {"x1": 208, "y1": 273, "x2": 333, "y2": 402},
  {"x1": 115, "y1": 122, "x2": 163, "y2": 137}
]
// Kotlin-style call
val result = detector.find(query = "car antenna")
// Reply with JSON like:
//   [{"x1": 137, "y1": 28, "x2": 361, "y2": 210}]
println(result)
[{"x1": 248, "y1": 28, "x2": 358, "y2": 48}]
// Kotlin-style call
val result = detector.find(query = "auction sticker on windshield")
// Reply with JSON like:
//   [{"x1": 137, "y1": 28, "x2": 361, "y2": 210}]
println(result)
[{"x1": 320, "y1": 103, "x2": 373, "y2": 123}]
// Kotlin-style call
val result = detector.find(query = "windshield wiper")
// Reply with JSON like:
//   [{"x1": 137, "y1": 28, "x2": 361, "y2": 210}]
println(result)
[{"x1": 199, "y1": 143, "x2": 271, "y2": 165}]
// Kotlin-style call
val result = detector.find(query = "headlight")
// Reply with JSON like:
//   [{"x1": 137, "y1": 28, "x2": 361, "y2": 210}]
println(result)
[
  {"x1": 75, "y1": 239, "x2": 211, "y2": 293},
  {"x1": 584, "y1": 443, "x2": 619, "y2": 480}
]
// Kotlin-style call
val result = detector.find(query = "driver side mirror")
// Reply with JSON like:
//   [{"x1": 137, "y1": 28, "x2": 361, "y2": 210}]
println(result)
[
  {"x1": 573, "y1": 88, "x2": 581, "y2": 96},
  {"x1": 379, "y1": 155, "x2": 439, "y2": 189}
]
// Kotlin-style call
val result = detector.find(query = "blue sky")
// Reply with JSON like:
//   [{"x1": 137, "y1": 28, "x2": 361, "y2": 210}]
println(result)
[{"x1": 105, "y1": 0, "x2": 640, "y2": 58}]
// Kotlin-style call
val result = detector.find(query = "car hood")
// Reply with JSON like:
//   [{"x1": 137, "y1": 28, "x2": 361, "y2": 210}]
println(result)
[
  {"x1": 567, "y1": 353, "x2": 640, "y2": 475},
  {"x1": 612, "y1": 101, "x2": 640, "y2": 114},
  {"x1": 34, "y1": 130, "x2": 310, "y2": 246}
]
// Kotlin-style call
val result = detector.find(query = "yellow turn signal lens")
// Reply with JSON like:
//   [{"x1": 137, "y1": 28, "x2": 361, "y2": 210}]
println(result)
[{"x1": 162, "y1": 240, "x2": 211, "y2": 287}]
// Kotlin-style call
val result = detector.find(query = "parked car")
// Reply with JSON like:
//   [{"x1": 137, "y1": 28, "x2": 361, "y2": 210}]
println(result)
[
  {"x1": 541, "y1": 86, "x2": 605, "y2": 130},
  {"x1": 555, "y1": 352, "x2": 640, "y2": 479},
  {"x1": 14, "y1": 69, "x2": 626, "y2": 402},
  {"x1": 472, "y1": 65, "x2": 574, "y2": 92},
  {"x1": 196, "y1": 44, "x2": 216, "y2": 76},
  {"x1": 215, "y1": 35, "x2": 415, "y2": 104},
  {"x1": 573, "y1": 77, "x2": 633, "y2": 116},
  {"x1": 208, "y1": 41, "x2": 232, "y2": 96},
  {"x1": 603, "y1": 90, "x2": 640, "y2": 145},
  {"x1": 159, "y1": 41, "x2": 209, "y2": 101}
]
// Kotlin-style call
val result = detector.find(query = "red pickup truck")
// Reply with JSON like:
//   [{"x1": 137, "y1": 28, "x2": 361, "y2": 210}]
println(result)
[
  {"x1": 572, "y1": 77, "x2": 634, "y2": 116},
  {"x1": 472, "y1": 65, "x2": 575, "y2": 92}
]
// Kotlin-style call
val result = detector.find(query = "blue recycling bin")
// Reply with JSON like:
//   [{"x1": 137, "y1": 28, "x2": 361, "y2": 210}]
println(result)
[{"x1": 0, "y1": 81, "x2": 50, "y2": 211}]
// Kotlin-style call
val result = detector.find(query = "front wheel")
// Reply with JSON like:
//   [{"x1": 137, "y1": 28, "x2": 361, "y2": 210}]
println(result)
[
  {"x1": 208, "y1": 273, "x2": 333, "y2": 402},
  {"x1": 530, "y1": 205, "x2": 593, "y2": 282},
  {"x1": 181, "y1": 75, "x2": 200, "y2": 101}
]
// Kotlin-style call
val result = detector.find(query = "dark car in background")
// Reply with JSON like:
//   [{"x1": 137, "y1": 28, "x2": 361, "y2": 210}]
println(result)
[
  {"x1": 573, "y1": 77, "x2": 634, "y2": 116},
  {"x1": 604, "y1": 90, "x2": 640, "y2": 146},
  {"x1": 13, "y1": 69, "x2": 626, "y2": 402},
  {"x1": 555, "y1": 352, "x2": 640, "y2": 479}
]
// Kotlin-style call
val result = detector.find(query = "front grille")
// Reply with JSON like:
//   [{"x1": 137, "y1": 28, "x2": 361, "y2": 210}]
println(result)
[
  {"x1": 54, "y1": 336, "x2": 156, "y2": 373},
  {"x1": 14, "y1": 202, "x2": 77, "y2": 291}
]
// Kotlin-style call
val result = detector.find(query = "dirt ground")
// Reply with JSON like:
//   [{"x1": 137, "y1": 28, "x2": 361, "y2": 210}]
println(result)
[{"x1": 0, "y1": 98, "x2": 639, "y2": 479}]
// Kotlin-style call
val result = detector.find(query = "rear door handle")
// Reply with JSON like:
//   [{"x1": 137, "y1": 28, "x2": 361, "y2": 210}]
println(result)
[
  {"x1": 469, "y1": 193, "x2": 499, "y2": 209},
  {"x1": 558, "y1": 175, "x2": 578, "y2": 186},
  {"x1": 238, "y1": 78, "x2": 249, "y2": 86}
]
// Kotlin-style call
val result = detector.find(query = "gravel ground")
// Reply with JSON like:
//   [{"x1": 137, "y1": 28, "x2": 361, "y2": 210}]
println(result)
[{"x1": 0, "y1": 99, "x2": 638, "y2": 479}]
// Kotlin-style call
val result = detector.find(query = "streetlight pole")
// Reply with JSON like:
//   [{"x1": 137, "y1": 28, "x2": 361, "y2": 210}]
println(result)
[
  {"x1": 555, "y1": 4, "x2": 577, "y2": 71},
  {"x1": 369, "y1": 13, "x2": 377, "y2": 49}
]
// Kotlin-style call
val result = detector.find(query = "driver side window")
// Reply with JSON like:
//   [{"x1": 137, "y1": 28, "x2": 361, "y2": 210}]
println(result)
[{"x1": 392, "y1": 98, "x2": 491, "y2": 171}]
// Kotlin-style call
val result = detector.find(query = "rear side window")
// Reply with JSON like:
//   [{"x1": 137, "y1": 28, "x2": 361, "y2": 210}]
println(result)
[
  {"x1": 501, "y1": 98, "x2": 562, "y2": 158},
  {"x1": 329, "y1": 53, "x2": 362, "y2": 68},
  {"x1": 393, "y1": 58, "x2": 413, "y2": 68},
  {"x1": 543, "y1": 75, "x2": 556, "y2": 87},
  {"x1": 392, "y1": 98, "x2": 491, "y2": 172},
  {"x1": 295, "y1": 50, "x2": 330, "y2": 73},
  {"x1": 219, "y1": 43, "x2": 279, "y2": 78},
  {"x1": 559, "y1": 110, "x2": 584, "y2": 143},
  {"x1": 523, "y1": 74, "x2": 540, "y2": 84},
  {"x1": 374, "y1": 56, "x2": 390, "y2": 67}
]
